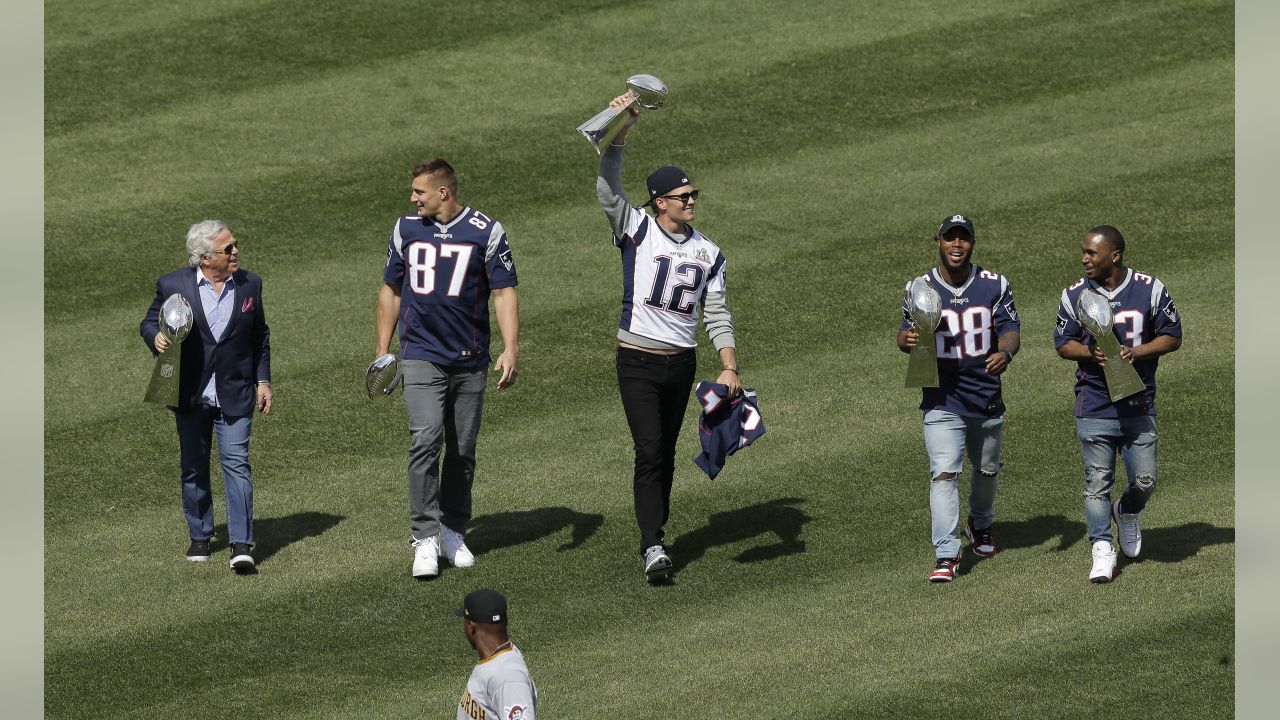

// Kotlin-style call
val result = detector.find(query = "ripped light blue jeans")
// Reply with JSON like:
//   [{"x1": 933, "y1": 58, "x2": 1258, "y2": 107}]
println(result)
[
  {"x1": 923, "y1": 410, "x2": 1003, "y2": 559},
  {"x1": 1076, "y1": 416, "x2": 1158, "y2": 543}
]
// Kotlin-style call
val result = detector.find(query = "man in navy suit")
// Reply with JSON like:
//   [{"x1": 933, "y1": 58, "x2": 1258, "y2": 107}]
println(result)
[{"x1": 140, "y1": 220, "x2": 272, "y2": 570}]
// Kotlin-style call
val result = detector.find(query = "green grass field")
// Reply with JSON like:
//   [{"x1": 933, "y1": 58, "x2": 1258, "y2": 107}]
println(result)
[{"x1": 45, "y1": 0, "x2": 1234, "y2": 717}]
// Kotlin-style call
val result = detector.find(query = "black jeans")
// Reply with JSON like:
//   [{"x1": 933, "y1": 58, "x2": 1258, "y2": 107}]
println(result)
[{"x1": 616, "y1": 346, "x2": 698, "y2": 554}]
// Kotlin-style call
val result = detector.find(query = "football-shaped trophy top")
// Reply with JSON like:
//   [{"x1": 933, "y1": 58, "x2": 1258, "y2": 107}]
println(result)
[
  {"x1": 908, "y1": 277, "x2": 943, "y2": 332},
  {"x1": 626, "y1": 74, "x2": 668, "y2": 110},
  {"x1": 160, "y1": 294, "x2": 194, "y2": 343},
  {"x1": 1076, "y1": 288, "x2": 1113, "y2": 337}
]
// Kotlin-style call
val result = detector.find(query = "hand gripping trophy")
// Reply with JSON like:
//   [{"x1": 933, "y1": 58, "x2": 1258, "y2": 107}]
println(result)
[
  {"x1": 904, "y1": 277, "x2": 943, "y2": 388},
  {"x1": 576, "y1": 74, "x2": 668, "y2": 153},
  {"x1": 143, "y1": 294, "x2": 194, "y2": 405},
  {"x1": 1076, "y1": 288, "x2": 1148, "y2": 402}
]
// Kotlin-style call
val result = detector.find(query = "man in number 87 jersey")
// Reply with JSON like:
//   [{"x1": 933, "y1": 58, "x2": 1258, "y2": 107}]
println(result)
[
  {"x1": 375, "y1": 159, "x2": 521, "y2": 579},
  {"x1": 897, "y1": 214, "x2": 1021, "y2": 583},
  {"x1": 597, "y1": 92, "x2": 744, "y2": 584},
  {"x1": 1054, "y1": 225, "x2": 1181, "y2": 584}
]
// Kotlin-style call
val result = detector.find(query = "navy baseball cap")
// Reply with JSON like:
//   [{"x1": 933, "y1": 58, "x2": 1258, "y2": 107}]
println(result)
[
  {"x1": 643, "y1": 165, "x2": 691, "y2": 206},
  {"x1": 937, "y1": 214, "x2": 974, "y2": 238},
  {"x1": 456, "y1": 588, "x2": 507, "y2": 624}
]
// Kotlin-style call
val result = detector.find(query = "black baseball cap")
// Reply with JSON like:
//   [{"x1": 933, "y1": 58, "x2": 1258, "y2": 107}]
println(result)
[
  {"x1": 643, "y1": 165, "x2": 691, "y2": 206},
  {"x1": 456, "y1": 588, "x2": 507, "y2": 624},
  {"x1": 937, "y1": 214, "x2": 974, "y2": 238}
]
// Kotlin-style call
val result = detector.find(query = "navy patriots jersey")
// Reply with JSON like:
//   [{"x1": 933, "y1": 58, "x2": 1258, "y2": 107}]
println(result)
[
  {"x1": 1054, "y1": 268, "x2": 1182, "y2": 417},
  {"x1": 693, "y1": 381, "x2": 765, "y2": 479},
  {"x1": 384, "y1": 207, "x2": 518, "y2": 367},
  {"x1": 899, "y1": 266, "x2": 1020, "y2": 418}
]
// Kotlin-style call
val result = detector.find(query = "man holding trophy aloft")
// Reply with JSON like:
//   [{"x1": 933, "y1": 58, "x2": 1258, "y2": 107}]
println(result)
[
  {"x1": 592, "y1": 82, "x2": 743, "y2": 584},
  {"x1": 1054, "y1": 225, "x2": 1182, "y2": 584},
  {"x1": 897, "y1": 214, "x2": 1021, "y2": 583},
  {"x1": 140, "y1": 220, "x2": 272, "y2": 571}
]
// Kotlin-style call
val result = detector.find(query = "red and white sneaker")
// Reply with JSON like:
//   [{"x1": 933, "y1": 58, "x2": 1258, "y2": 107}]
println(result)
[
  {"x1": 929, "y1": 556, "x2": 960, "y2": 583},
  {"x1": 963, "y1": 517, "x2": 998, "y2": 557}
]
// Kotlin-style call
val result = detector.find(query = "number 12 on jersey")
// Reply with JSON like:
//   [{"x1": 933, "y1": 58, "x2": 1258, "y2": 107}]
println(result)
[{"x1": 644, "y1": 255, "x2": 705, "y2": 316}]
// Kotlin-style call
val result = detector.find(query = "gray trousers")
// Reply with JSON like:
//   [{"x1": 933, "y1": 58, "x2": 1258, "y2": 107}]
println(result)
[{"x1": 402, "y1": 359, "x2": 487, "y2": 540}]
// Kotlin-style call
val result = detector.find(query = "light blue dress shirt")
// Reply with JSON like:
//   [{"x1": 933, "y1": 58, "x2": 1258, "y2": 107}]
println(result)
[{"x1": 196, "y1": 268, "x2": 236, "y2": 407}]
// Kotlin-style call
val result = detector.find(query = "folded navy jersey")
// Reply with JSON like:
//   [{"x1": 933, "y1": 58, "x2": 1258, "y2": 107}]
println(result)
[{"x1": 693, "y1": 381, "x2": 765, "y2": 479}]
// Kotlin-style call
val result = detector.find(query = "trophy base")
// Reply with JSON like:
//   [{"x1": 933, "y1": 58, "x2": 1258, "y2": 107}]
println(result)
[
  {"x1": 143, "y1": 349, "x2": 181, "y2": 406},
  {"x1": 905, "y1": 345, "x2": 940, "y2": 388},
  {"x1": 1102, "y1": 358, "x2": 1148, "y2": 403}
]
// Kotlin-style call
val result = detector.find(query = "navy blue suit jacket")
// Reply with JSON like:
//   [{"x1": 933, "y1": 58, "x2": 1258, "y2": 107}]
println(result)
[{"x1": 140, "y1": 267, "x2": 271, "y2": 416}]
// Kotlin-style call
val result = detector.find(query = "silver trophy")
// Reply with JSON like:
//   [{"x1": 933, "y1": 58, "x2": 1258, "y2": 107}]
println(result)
[
  {"x1": 365, "y1": 352, "x2": 402, "y2": 399},
  {"x1": 1076, "y1": 288, "x2": 1147, "y2": 402},
  {"x1": 576, "y1": 74, "x2": 668, "y2": 153},
  {"x1": 143, "y1": 294, "x2": 194, "y2": 405},
  {"x1": 905, "y1": 277, "x2": 943, "y2": 388}
]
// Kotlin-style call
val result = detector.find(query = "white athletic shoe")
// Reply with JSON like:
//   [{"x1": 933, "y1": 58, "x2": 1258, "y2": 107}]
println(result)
[
  {"x1": 440, "y1": 526, "x2": 475, "y2": 568},
  {"x1": 1113, "y1": 500, "x2": 1142, "y2": 558},
  {"x1": 411, "y1": 535, "x2": 440, "y2": 578},
  {"x1": 643, "y1": 545, "x2": 672, "y2": 582},
  {"x1": 1089, "y1": 540, "x2": 1117, "y2": 584}
]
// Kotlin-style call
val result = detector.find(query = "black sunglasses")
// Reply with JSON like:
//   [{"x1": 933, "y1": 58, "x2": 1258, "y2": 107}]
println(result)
[
  {"x1": 659, "y1": 189, "x2": 700, "y2": 204},
  {"x1": 210, "y1": 243, "x2": 239, "y2": 256}
]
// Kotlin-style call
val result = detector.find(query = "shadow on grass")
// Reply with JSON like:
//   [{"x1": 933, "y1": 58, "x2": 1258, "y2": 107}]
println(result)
[
  {"x1": 1122, "y1": 522, "x2": 1234, "y2": 565},
  {"x1": 213, "y1": 511, "x2": 345, "y2": 568},
  {"x1": 668, "y1": 496, "x2": 812, "y2": 573},
  {"x1": 467, "y1": 506, "x2": 604, "y2": 555},
  {"x1": 958, "y1": 514, "x2": 1085, "y2": 576}
]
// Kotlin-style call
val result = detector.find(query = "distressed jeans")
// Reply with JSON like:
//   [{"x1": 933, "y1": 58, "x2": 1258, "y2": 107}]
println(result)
[
  {"x1": 922, "y1": 409, "x2": 1004, "y2": 559},
  {"x1": 1076, "y1": 415, "x2": 1158, "y2": 543}
]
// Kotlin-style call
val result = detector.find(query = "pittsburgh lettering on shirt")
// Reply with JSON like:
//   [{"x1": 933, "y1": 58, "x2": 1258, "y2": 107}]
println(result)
[
  {"x1": 899, "y1": 266, "x2": 1020, "y2": 418},
  {"x1": 459, "y1": 689, "x2": 486, "y2": 720},
  {"x1": 1054, "y1": 268, "x2": 1183, "y2": 418}
]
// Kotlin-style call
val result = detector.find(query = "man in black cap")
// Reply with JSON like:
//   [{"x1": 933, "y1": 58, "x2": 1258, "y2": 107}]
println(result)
[
  {"x1": 595, "y1": 91, "x2": 745, "y2": 584},
  {"x1": 896, "y1": 214, "x2": 1021, "y2": 582},
  {"x1": 456, "y1": 589, "x2": 537, "y2": 720}
]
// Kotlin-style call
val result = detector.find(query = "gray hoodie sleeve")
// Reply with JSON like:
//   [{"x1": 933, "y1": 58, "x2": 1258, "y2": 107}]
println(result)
[
  {"x1": 597, "y1": 143, "x2": 637, "y2": 240},
  {"x1": 702, "y1": 290, "x2": 736, "y2": 351}
]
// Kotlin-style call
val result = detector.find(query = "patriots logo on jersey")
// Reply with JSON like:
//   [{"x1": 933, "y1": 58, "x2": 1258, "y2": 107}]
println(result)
[
  {"x1": 1056, "y1": 315, "x2": 1068, "y2": 334},
  {"x1": 1163, "y1": 300, "x2": 1179, "y2": 323},
  {"x1": 1004, "y1": 300, "x2": 1017, "y2": 323},
  {"x1": 499, "y1": 249, "x2": 514, "y2": 272}
]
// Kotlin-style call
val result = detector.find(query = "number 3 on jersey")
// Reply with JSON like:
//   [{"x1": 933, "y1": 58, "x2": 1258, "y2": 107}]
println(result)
[
  {"x1": 407, "y1": 242, "x2": 474, "y2": 296},
  {"x1": 937, "y1": 307, "x2": 993, "y2": 358}
]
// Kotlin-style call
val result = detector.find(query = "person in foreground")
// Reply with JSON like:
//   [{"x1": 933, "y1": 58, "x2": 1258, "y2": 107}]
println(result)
[
  {"x1": 1054, "y1": 224, "x2": 1181, "y2": 583},
  {"x1": 140, "y1": 220, "x2": 272, "y2": 571},
  {"x1": 897, "y1": 214, "x2": 1020, "y2": 583},
  {"x1": 456, "y1": 589, "x2": 537, "y2": 720},
  {"x1": 595, "y1": 92, "x2": 743, "y2": 584},
  {"x1": 375, "y1": 159, "x2": 521, "y2": 578}
]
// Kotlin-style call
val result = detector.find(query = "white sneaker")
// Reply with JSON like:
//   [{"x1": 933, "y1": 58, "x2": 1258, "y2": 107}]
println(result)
[
  {"x1": 440, "y1": 526, "x2": 475, "y2": 568},
  {"x1": 643, "y1": 545, "x2": 672, "y2": 582},
  {"x1": 1112, "y1": 500, "x2": 1142, "y2": 558},
  {"x1": 1089, "y1": 540, "x2": 1117, "y2": 584},
  {"x1": 411, "y1": 536, "x2": 440, "y2": 578}
]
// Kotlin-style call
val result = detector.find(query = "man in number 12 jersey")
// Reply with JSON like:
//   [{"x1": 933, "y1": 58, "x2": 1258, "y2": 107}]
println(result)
[
  {"x1": 897, "y1": 214, "x2": 1021, "y2": 583},
  {"x1": 596, "y1": 92, "x2": 743, "y2": 584}
]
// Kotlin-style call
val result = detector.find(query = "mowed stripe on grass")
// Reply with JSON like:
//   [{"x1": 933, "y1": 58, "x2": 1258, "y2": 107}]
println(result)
[{"x1": 45, "y1": 0, "x2": 1233, "y2": 718}]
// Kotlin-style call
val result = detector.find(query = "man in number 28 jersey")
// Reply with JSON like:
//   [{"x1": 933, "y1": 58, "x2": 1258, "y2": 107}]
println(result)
[
  {"x1": 897, "y1": 214, "x2": 1020, "y2": 583},
  {"x1": 1054, "y1": 224, "x2": 1181, "y2": 584},
  {"x1": 597, "y1": 91, "x2": 744, "y2": 584},
  {"x1": 375, "y1": 158, "x2": 520, "y2": 579}
]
